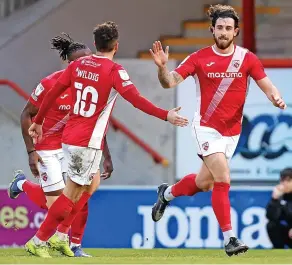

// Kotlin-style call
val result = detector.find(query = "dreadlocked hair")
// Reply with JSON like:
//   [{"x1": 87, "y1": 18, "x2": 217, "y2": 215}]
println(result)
[{"x1": 51, "y1": 33, "x2": 87, "y2": 61}]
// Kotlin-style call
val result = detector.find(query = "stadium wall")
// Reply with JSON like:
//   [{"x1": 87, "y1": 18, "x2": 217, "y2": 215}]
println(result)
[
  {"x1": 0, "y1": 0, "x2": 221, "y2": 115},
  {"x1": 0, "y1": 106, "x2": 31, "y2": 182}
]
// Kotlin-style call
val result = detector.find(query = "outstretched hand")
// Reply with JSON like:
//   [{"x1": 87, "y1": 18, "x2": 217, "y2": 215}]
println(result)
[{"x1": 167, "y1": 107, "x2": 189, "y2": 127}]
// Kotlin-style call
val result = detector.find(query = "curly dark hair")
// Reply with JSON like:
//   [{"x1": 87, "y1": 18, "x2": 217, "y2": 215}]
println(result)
[
  {"x1": 51, "y1": 32, "x2": 88, "y2": 61},
  {"x1": 93, "y1": 21, "x2": 119, "y2": 52},
  {"x1": 207, "y1": 4, "x2": 240, "y2": 28}
]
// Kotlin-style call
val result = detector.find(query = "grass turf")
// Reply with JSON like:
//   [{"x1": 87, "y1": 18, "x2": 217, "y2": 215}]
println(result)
[{"x1": 0, "y1": 249, "x2": 291, "y2": 264}]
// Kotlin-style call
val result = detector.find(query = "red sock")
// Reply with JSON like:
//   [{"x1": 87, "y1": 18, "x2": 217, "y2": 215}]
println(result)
[
  {"x1": 36, "y1": 194, "x2": 74, "y2": 241},
  {"x1": 23, "y1": 181, "x2": 48, "y2": 210},
  {"x1": 171, "y1": 174, "x2": 201, "y2": 197},
  {"x1": 212, "y1": 182, "x2": 232, "y2": 232},
  {"x1": 57, "y1": 192, "x2": 91, "y2": 236},
  {"x1": 70, "y1": 202, "x2": 89, "y2": 244}
]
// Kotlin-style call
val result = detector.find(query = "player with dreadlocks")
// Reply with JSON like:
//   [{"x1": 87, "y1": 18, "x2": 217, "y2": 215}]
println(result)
[
  {"x1": 51, "y1": 33, "x2": 90, "y2": 61},
  {"x1": 8, "y1": 33, "x2": 113, "y2": 257}
]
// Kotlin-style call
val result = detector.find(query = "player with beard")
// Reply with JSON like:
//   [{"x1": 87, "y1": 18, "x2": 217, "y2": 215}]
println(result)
[{"x1": 150, "y1": 4, "x2": 287, "y2": 256}]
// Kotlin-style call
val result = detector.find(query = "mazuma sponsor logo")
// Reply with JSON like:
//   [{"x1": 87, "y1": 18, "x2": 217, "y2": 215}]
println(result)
[
  {"x1": 59, "y1": 105, "x2": 71, "y2": 110},
  {"x1": 207, "y1": 72, "x2": 243, "y2": 78}
]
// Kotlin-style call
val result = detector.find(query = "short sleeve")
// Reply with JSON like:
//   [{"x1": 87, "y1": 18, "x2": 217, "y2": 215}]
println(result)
[
  {"x1": 248, "y1": 52, "x2": 267, "y2": 81},
  {"x1": 112, "y1": 65, "x2": 136, "y2": 94},
  {"x1": 58, "y1": 62, "x2": 74, "y2": 87},
  {"x1": 174, "y1": 53, "x2": 197, "y2": 79},
  {"x1": 29, "y1": 81, "x2": 48, "y2": 108}
]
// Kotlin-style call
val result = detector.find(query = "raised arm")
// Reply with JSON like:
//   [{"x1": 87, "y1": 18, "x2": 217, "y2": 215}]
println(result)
[
  {"x1": 150, "y1": 41, "x2": 196, "y2": 88},
  {"x1": 149, "y1": 41, "x2": 183, "y2": 88},
  {"x1": 157, "y1": 66, "x2": 184, "y2": 89}
]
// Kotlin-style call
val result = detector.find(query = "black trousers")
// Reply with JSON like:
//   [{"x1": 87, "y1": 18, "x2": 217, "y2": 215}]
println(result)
[{"x1": 267, "y1": 221, "x2": 292, "y2": 249}]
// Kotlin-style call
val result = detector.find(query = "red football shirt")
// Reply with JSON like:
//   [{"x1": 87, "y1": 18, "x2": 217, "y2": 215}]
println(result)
[
  {"x1": 29, "y1": 70, "x2": 71, "y2": 150},
  {"x1": 175, "y1": 45, "x2": 267, "y2": 136},
  {"x1": 57, "y1": 55, "x2": 136, "y2": 148},
  {"x1": 33, "y1": 55, "x2": 168, "y2": 148}
]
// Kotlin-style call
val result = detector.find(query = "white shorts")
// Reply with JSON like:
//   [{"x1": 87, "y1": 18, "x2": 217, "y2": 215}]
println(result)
[
  {"x1": 192, "y1": 123, "x2": 240, "y2": 161},
  {"x1": 37, "y1": 149, "x2": 66, "y2": 193},
  {"x1": 62, "y1": 144, "x2": 102, "y2": 186}
]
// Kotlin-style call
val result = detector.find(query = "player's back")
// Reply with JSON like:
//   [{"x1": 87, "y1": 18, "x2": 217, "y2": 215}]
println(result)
[{"x1": 62, "y1": 55, "x2": 120, "y2": 149}]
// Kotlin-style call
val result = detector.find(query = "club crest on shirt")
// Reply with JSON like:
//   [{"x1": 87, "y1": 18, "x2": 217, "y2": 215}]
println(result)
[
  {"x1": 202, "y1": 142, "x2": 209, "y2": 151},
  {"x1": 232, "y1": 60, "x2": 240, "y2": 69},
  {"x1": 41, "y1": 172, "x2": 48, "y2": 182},
  {"x1": 89, "y1": 173, "x2": 95, "y2": 181}
]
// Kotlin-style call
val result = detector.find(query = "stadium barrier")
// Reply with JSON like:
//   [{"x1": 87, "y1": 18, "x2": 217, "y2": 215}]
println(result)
[
  {"x1": 0, "y1": 187, "x2": 273, "y2": 249},
  {"x1": 0, "y1": 190, "x2": 46, "y2": 247}
]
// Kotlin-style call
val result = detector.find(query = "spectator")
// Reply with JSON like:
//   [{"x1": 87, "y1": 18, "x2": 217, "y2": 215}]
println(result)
[{"x1": 266, "y1": 168, "x2": 292, "y2": 248}]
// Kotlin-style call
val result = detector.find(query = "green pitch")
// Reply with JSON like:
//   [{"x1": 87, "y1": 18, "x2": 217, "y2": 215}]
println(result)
[{"x1": 0, "y1": 249, "x2": 291, "y2": 264}]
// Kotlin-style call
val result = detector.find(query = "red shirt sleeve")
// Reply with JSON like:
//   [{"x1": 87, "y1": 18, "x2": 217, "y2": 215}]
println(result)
[
  {"x1": 34, "y1": 65, "x2": 73, "y2": 124},
  {"x1": 34, "y1": 82, "x2": 68, "y2": 124},
  {"x1": 120, "y1": 87, "x2": 168, "y2": 121},
  {"x1": 112, "y1": 65, "x2": 136, "y2": 94},
  {"x1": 29, "y1": 80, "x2": 49, "y2": 108},
  {"x1": 112, "y1": 64, "x2": 168, "y2": 120},
  {"x1": 174, "y1": 53, "x2": 197, "y2": 79},
  {"x1": 248, "y1": 52, "x2": 267, "y2": 81},
  {"x1": 58, "y1": 62, "x2": 74, "y2": 87}
]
